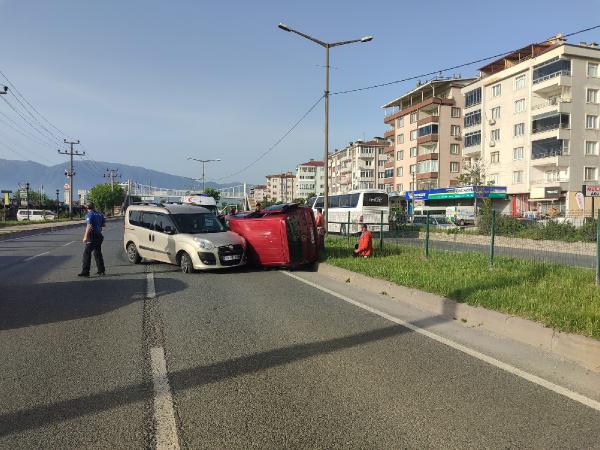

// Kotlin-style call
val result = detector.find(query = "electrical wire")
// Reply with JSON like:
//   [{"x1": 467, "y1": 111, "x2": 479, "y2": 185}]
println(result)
[
  {"x1": 217, "y1": 94, "x2": 324, "y2": 181},
  {"x1": 0, "y1": 109, "x2": 60, "y2": 149},
  {"x1": 0, "y1": 96, "x2": 65, "y2": 147},
  {"x1": 331, "y1": 24, "x2": 600, "y2": 95}
]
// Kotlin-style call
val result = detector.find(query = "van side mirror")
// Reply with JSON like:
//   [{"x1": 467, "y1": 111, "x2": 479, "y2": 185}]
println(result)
[{"x1": 164, "y1": 225, "x2": 175, "y2": 235}]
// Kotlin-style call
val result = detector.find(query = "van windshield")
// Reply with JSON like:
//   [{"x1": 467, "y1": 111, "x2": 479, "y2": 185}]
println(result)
[{"x1": 171, "y1": 213, "x2": 224, "y2": 234}]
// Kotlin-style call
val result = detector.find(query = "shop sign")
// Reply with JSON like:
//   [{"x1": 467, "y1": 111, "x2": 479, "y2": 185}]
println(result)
[
  {"x1": 583, "y1": 185, "x2": 600, "y2": 197},
  {"x1": 544, "y1": 187, "x2": 560, "y2": 199}
]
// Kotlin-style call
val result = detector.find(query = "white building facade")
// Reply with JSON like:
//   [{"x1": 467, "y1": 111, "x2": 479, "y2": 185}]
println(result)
[
  {"x1": 462, "y1": 35, "x2": 600, "y2": 218},
  {"x1": 295, "y1": 160, "x2": 325, "y2": 199}
]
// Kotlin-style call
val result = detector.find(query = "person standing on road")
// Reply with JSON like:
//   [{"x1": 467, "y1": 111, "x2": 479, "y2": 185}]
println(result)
[
  {"x1": 353, "y1": 223, "x2": 373, "y2": 258},
  {"x1": 78, "y1": 202, "x2": 106, "y2": 277},
  {"x1": 315, "y1": 207, "x2": 325, "y2": 250}
]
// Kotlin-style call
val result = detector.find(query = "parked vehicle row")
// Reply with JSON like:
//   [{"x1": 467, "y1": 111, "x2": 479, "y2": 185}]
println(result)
[{"x1": 16, "y1": 209, "x2": 57, "y2": 221}]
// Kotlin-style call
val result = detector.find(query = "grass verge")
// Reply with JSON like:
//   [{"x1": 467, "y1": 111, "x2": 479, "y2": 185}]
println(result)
[
  {"x1": 0, "y1": 218, "x2": 80, "y2": 228},
  {"x1": 324, "y1": 236, "x2": 600, "y2": 340}
]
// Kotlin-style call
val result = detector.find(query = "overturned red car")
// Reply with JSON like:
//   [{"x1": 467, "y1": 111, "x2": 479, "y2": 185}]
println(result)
[{"x1": 226, "y1": 203, "x2": 318, "y2": 268}]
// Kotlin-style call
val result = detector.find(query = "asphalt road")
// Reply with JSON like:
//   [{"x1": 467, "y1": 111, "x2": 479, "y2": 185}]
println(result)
[{"x1": 1, "y1": 222, "x2": 599, "y2": 448}]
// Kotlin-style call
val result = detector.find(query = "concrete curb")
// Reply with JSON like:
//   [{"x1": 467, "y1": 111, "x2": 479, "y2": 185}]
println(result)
[
  {"x1": 316, "y1": 262, "x2": 600, "y2": 373},
  {"x1": 0, "y1": 217, "x2": 122, "y2": 241}
]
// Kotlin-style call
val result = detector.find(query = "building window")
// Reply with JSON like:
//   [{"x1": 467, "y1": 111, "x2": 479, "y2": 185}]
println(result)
[
  {"x1": 365, "y1": 160, "x2": 373, "y2": 166},
  {"x1": 450, "y1": 144, "x2": 460, "y2": 155},
  {"x1": 533, "y1": 58, "x2": 571, "y2": 83},
  {"x1": 491, "y1": 83, "x2": 501, "y2": 97},
  {"x1": 397, "y1": 134, "x2": 404, "y2": 144},
  {"x1": 450, "y1": 162, "x2": 459, "y2": 173},
  {"x1": 587, "y1": 89, "x2": 599, "y2": 104},
  {"x1": 588, "y1": 62, "x2": 599, "y2": 78},
  {"x1": 410, "y1": 147, "x2": 417, "y2": 157},
  {"x1": 451, "y1": 107, "x2": 461, "y2": 118},
  {"x1": 514, "y1": 123, "x2": 525, "y2": 137},
  {"x1": 450, "y1": 125, "x2": 461, "y2": 136},
  {"x1": 464, "y1": 109, "x2": 481, "y2": 128},
  {"x1": 512, "y1": 170, "x2": 524, "y2": 184},
  {"x1": 491, "y1": 129, "x2": 500, "y2": 141},
  {"x1": 378, "y1": 160, "x2": 385, "y2": 167},
  {"x1": 489, "y1": 174, "x2": 499, "y2": 185},
  {"x1": 513, "y1": 147, "x2": 524, "y2": 160},
  {"x1": 585, "y1": 141, "x2": 599, "y2": 155},
  {"x1": 464, "y1": 130, "x2": 481, "y2": 147},
  {"x1": 409, "y1": 182, "x2": 415, "y2": 191},
  {"x1": 396, "y1": 166, "x2": 404, "y2": 177},
  {"x1": 396, "y1": 183, "x2": 403, "y2": 191},
  {"x1": 409, "y1": 164, "x2": 416, "y2": 174},
  {"x1": 397, "y1": 117, "x2": 404, "y2": 128},
  {"x1": 491, "y1": 106, "x2": 501, "y2": 120},
  {"x1": 490, "y1": 151, "x2": 500, "y2": 164},
  {"x1": 410, "y1": 129, "x2": 417, "y2": 140},
  {"x1": 585, "y1": 167, "x2": 598, "y2": 181},
  {"x1": 586, "y1": 115, "x2": 598, "y2": 129},
  {"x1": 514, "y1": 74, "x2": 526, "y2": 90},
  {"x1": 410, "y1": 112, "x2": 418, "y2": 123},
  {"x1": 514, "y1": 99, "x2": 526, "y2": 113},
  {"x1": 465, "y1": 87, "x2": 482, "y2": 107},
  {"x1": 397, "y1": 150, "x2": 404, "y2": 160}
]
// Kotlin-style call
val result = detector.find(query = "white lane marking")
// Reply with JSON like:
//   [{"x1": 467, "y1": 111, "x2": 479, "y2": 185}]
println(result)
[
  {"x1": 147, "y1": 272, "x2": 156, "y2": 299},
  {"x1": 23, "y1": 251, "x2": 50, "y2": 262},
  {"x1": 61, "y1": 240, "x2": 75, "y2": 247},
  {"x1": 283, "y1": 271, "x2": 600, "y2": 413},
  {"x1": 150, "y1": 347, "x2": 180, "y2": 450}
]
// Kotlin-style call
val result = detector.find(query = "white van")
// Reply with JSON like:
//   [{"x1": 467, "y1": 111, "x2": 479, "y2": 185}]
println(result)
[
  {"x1": 123, "y1": 203, "x2": 246, "y2": 273},
  {"x1": 445, "y1": 206, "x2": 476, "y2": 226},
  {"x1": 16, "y1": 209, "x2": 56, "y2": 222}
]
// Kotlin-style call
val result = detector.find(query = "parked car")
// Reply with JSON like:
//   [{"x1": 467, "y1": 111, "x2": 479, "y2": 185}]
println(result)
[
  {"x1": 226, "y1": 203, "x2": 319, "y2": 268},
  {"x1": 16, "y1": 209, "x2": 56, "y2": 221},
  {"x1": 123, "y1": 203, "x2": 246, "y2": 273},
  {"x1": 410, "y1": 215, "x2": 459, "y2": 230}
]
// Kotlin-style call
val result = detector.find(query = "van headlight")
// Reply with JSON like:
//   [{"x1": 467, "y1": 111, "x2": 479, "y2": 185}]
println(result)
[{"x1": 194, "y1": 238, "x2": 215, "y2": 251}]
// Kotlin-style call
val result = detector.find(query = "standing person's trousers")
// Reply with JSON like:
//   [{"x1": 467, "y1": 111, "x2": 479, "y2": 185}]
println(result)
[{"x1": 82, "y1": 233, "x2": 105, "y2": 274}]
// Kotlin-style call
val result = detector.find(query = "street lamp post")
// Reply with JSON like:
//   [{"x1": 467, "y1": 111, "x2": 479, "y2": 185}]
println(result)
[
  {"x1": 56, "y1": 189, "x2": 60, "y2": 216},
  {"x1": 187, "y1": 158, "x2": 221, "y2": 192},
  {"x1": 278, "y1": 23, "x2": 372, "y2": 232}
]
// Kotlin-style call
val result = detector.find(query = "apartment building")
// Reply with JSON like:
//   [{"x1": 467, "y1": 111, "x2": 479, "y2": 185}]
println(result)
[
  {"x1": 382, "y1": 78, "x2": 476, "y2": 194},
  {"x1": 295, "y1": 159, "x2": 325, "y2": 198},
  {"x1": 250, "y1": 185, "x2": 267, "y2": 202},
  {"x1": 265, "y1": 172, "x2": 296, "y2": 203},
  {"x1": 328, "y1": 138, "x2": 390, "y2": 195},
  {"x1": 461, "y1": 34, "x2": 600, "y2": 217}
]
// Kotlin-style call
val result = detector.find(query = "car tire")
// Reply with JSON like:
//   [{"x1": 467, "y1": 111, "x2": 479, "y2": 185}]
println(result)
[
  {"x1": 126, "y1": 242, "x2": 142, "y2": 264},
  {"x1": 180, "y1": 252, "x2": 195, "y2": 274}
]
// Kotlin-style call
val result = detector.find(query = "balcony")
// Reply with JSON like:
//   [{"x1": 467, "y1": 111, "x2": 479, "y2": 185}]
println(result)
[
  {"x1": 530, "y1": 96, "x2": 572, "y2": 112},
  {"x1": 463, "y1": 144, "x2": 481, "y2": 158},
  {"x1": 416, "y1": 172, "x2": 439, "y2": 180},
  {"x1": 384, "y1": 160, "x2": 395, "y2": 169},
  {"x1": 532, "y1": 73, "x2": 571, "y2": 95},
  {"x1": 417, "y1": 152, "x2": 438, "y2": 163},
  {"x1": 383, "y1": 177, "x2": 394, "y2": 185},
  {"x1": 384, "y1": 129, "x2": 395, "y2": 138},
  {"x1": 417, "y1": 115, "x2": 439, "y2": 127},
  {"x1": 417, "y1": 134, "x2": 438, "y2": 145},
  {"x1": 383, "y1": 145, "x2": 394, "y2": 154},
  {"x1": 531, "y1": 112, "x2": 569, "y2": 135},
  {"x1": 384, "y1": 96, "x2": 455, "y2": 124}
]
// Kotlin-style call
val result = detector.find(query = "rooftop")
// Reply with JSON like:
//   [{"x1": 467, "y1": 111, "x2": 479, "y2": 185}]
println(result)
[
  {"x1": 382, "y1": 77, "x2": 476, "y2": 109},
  {"x1": 298, "y1": 160, "x2": 325, "y2": 167}
]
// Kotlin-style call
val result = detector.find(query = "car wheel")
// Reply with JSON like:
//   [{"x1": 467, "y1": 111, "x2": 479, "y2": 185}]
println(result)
[
  {"x1": 126, "y1": 243, "x2": 142, "y2": 264},
  {"x1": 180, "y1": 252, "x2": 195, "y2": 274}
]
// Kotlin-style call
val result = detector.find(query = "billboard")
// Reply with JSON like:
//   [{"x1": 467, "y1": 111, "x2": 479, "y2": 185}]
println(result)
[{"x1": 406, "y1": 186, "x2": 507, "y2": 201}]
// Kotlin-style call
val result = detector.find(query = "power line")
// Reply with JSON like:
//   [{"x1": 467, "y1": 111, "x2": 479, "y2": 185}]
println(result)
[
  {"x1": 0, "y1": 107, "x2": 61, "y2": 148},
  {"x1": 5, "y1": 89, "x2": 65, "y2": 144},
  {"x1": 217, "y1": 94, "x2": 324, "y2": 181},
  {"x1": 331, "y1": 24, "x2": 600, "y2": 95}
]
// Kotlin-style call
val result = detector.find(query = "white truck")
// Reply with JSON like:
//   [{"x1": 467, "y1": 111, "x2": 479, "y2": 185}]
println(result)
[{"x1": 445, "y1": 206, "x2": 476, "y2": 226}]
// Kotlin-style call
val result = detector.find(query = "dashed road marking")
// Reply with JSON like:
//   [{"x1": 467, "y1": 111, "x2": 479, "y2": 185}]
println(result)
[
  {"x1": 284, "y1": 271, "x2": 600, "y2": 413},
  {"x1": 61, "y1": 240, "x2": 75, "y2": 247},
  {"x1": 23, "y1": 251, "x2": 50, "y2": 262},
  {"x1": 150, "y1": 346, "x2": 180, "y2": 450},
  {"x1": 147, "y1": 272, "x2": 156, "y2": 299}
]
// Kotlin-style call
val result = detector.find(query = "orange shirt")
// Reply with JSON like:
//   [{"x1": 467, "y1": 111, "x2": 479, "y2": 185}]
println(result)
[
  {"x1": 357, "y1": 231, "x2": 373, "y2": 257},
  {"x1": 315, "y1": 212, "x2": 324, "y2": 228}
]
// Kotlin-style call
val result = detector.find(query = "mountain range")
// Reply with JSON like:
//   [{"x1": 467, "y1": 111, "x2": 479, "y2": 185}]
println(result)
[{"x1": 0, "y1": 158, "x2": 240, "y2": 195}]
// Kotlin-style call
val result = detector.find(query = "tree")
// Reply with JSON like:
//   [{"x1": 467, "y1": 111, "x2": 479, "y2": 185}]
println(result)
[
  {"x1": 203, "y1": 187, "x2": 221, "y2": 203},
  {"x1": 456, "y1": 159, "x2": 490, "y2": 186},
  {"x1": 306, "y1": 192, "x2": 317, "y2": 200},
  {"x1": 292, "y1": 198, "x2": 306, "y2": 205},
  {"x1": 88, "y1": 183, "x2": 125, "y2": 214}
]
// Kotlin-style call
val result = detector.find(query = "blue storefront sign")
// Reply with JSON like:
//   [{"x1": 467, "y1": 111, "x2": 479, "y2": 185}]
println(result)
[{"x1": 405, "y1": 186, "x2": 507, "y2": 200}]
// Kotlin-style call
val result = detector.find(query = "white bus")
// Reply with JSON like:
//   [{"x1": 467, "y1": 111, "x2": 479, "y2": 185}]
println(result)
[{"x1": 307, "y1": 189, "x2": 389, "y2": 233}]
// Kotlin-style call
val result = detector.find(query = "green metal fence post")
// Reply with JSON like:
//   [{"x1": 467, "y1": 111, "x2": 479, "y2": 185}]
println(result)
[
  {"x1": 425, "y1": 210, "x2": 430, "y2": 258},
  {"x1": 592, "y1": 210, "x2": 600, "y2": 286},
  {"x1": 347, "y1": 210, "x2": 351, "y2": 247},
  {"x1": 490, "y1": 209, "x2": 496, "y2": 266},
  {"x1": 380, "y1": 210, "x2": 384, "y2": 251}
]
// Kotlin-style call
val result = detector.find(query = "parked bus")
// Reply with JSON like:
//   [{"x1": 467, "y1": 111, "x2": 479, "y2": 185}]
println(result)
[{"x1": 307, "y1": 189, "x2": 389, "y2": 233}]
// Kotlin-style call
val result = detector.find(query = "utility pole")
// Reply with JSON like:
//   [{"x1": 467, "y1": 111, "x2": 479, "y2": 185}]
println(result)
[
  {"x1": 56, "y1": 189, "x2": 60, "y2": 216},
  {"x1": 26, "y1": 182, "x2": 30, "y2": 221},
  {"x1": 58, "y1": 139, "x2": 84, "y2": 218},
  {"x1": 104, "y1": 168, "x2": 122, "y2": 191},
  {"x1": 187, "y1": 158, "x2": 221, "y2": 191}
]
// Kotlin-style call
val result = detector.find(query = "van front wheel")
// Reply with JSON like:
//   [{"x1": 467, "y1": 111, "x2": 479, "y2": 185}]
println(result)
[
  {"x1": 127, "y1": 243, "x2": 141, "y2": 264},
  {"x1": 180, "y1": 252, "x2": 195, "y2": 274}
]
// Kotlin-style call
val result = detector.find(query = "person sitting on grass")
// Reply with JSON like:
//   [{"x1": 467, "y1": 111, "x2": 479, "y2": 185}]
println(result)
[{"x1": 353, "y1": 223, "x2": 373, "y2": 258}]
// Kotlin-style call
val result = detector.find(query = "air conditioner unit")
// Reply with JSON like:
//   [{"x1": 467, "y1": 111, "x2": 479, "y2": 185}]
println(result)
[
  {"x1": 489, "y1": 141, "x2": 496, "y2": 147},
  {"x1": 454, "y1": 135, "x2": 462, "y2": 140},
  {"x1": 488, "y1": 119, "x2": 496, "y2": 125}
]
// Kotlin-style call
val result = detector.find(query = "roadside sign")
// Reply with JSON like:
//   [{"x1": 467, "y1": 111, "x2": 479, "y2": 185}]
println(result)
[
  {"x1": 0, "y1": 190, "x2": 11, "y2": 194},
  {"x1": 20, "y1": 200, "x2": 27, "y2": 207},
  {"x1": 3, "y1": 193, "x2": 9, "y2": 205},
  {"x1": 583, "y1": 185, "x2": 600, "y2": 197},
  {"x1": 414, "y1": 200, "x2": 425, "y2": 208},
  {"x1": 576, "y1": 192, "x2": 585, "y2": 210}
]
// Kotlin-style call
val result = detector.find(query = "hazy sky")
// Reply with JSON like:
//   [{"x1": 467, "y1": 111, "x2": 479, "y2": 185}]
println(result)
[{"x1": 0, "y1": 0, "x2": 598, "y2": 184}]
